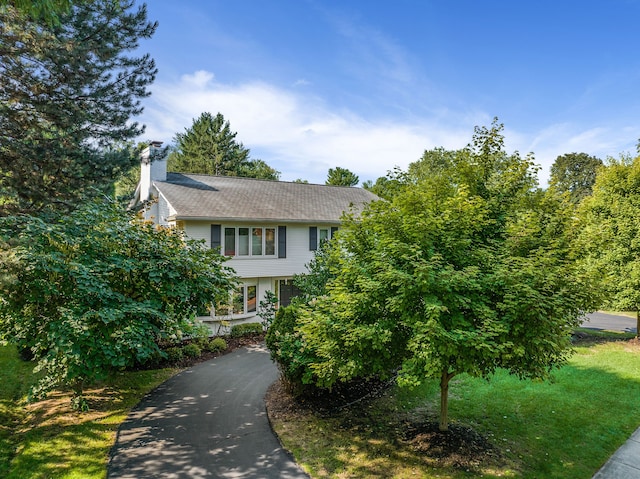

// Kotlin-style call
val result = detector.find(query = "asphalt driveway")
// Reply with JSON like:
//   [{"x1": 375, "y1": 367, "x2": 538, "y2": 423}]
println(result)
[
  {"x1": 582, "y1": 311, "x2": 637, "y2": 334},
  {"x1": 108, "y1": 343, "x2": 308, "y2": 479}
]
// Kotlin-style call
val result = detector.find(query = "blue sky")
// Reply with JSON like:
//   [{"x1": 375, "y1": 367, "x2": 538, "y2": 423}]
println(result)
[{"x1": 135, "y1": 0, "x2": 640, "y2": 185}]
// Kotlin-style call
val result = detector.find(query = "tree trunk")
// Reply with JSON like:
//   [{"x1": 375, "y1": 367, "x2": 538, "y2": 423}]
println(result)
[{"x1": 439, "y1": 369, "x2": 453, "y2": 432}]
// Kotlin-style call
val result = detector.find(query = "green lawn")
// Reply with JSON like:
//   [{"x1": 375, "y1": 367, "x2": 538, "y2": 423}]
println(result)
[
  {"x1": 0, "y1": 345, "x2": 176, "y2": 479},
  {"x1": 2, "y1": 333, "x2": 638, "y2": 479},
  {"x1": 270, "y1": 333, "x2": 640, "y2": 479}
]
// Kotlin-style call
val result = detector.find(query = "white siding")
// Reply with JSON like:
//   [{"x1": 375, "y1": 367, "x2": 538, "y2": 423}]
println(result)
[
  {"x1": 183, "y1": 221, "x2": 211, "y2": 245},
  {"x1": 182, "y1": 221, "x2": 330, "y2": 280}
]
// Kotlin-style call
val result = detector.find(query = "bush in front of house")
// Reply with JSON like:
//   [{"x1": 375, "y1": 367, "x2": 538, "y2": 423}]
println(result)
[
  {"x1": 182, "y1": 343, "x2": 202, "y2": 359},
  {"x1": 208, "y1": 337, "x2": 227, "y2": 352},
  {"x1": 230, "y1": 322, "x2": 263, "y2": 338},
  {"x1": 265, "y1": 305, "x2": 319, "y2": 390},
  {"x1": 164, "y1": 347, "x2": 184, "y2": 363}
]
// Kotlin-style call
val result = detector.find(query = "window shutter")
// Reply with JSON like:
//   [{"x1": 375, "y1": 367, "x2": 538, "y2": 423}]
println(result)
[
  {"x1": 331, "y1": 226, "x2": 338, "y2": 238},
  {"x1": 211, "y1": 224, "x2": 221, "y2": 251},
  {"x1": 309, "y1": 226, "x2": 318, "y2": 251},
  {"x1": 278, "y1": 226, "x2": 287, "y2": 258}
]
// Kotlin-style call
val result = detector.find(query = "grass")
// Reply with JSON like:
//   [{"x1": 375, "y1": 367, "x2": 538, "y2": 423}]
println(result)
[
  {"x1": 269, "y1": 333, "x2": 640, "y2": 478},
  {"x1": 598, "y1": 310, "x2": 637, "y2": 319},
  {"x1": 0, "y1": 344, "x2": 176, "y2": 479}
]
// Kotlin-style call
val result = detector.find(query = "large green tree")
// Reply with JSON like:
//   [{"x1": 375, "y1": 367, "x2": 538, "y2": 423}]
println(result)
[
  {"x1": 268, "y1": 120, "x2": 593, "y2": 431},
  {"x1": 326, "y1": 166, "x2": 359, "y2": 186},
  {"x1": 168, "y1": 112, "x2": 280, "y2": 180},
  {"x1": 0, "y1": 199, "x2": 236, "y2": 407},
  {"x1": 550, "y1": 152, "x2": 603, "y2": 204},
  {"x1": 0, "y1": 0, "x2": 157, "y2": 216},
  {"x1": 576, "y1": 155, "x2": 640, "y2": 337},
  {"x1": 0, "y1": 0, "x2": 79, "y2": 24}
]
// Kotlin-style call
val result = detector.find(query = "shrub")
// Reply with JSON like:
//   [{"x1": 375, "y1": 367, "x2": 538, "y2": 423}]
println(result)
[
  {"x1": 230, "y1": 322, "x2": 263, "y2": 338},
  {"x1": 182, "y1": 343, "x2": 202, "y2": 359},
  {"x1": 164, "y1": 347, "x2": 184, "y2": 363},
  {"x1": 265, "y1": 305, "x2": 318, "y2": 389},
  {"x1": 208, "y1": 337, "x2": 227, "y2": 352}
]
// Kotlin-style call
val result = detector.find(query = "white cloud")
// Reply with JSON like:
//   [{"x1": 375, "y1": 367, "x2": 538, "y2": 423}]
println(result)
[
  {"x1": 139, "y1": 70, "x2": 475, "y2": 183},
  {"x1": 139, "y1": 70, "x2": 638, "y2": 186}
]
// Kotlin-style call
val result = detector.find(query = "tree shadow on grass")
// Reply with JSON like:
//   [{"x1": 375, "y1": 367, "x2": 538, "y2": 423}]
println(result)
[{"x1": 266, "y1": 337, "x2": 640, "y2": 479}]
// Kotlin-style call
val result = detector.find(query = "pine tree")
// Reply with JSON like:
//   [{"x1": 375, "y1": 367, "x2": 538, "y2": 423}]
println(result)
[
  {"x1": 326, "y1": 166, "x2": 359, "y2": 186},
  {"x1": 168, "y1": 112, "x2": 280, "y2": 180},
  {"x1": 0, "y1": 0, "x2": 157, "y2": 216}
]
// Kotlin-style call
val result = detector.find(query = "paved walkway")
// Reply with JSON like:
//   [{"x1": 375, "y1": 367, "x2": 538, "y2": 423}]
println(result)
[
  {"x1": 108, "y1": 344, "x2": 309, "y2": 479},
  {"x1": 585, "y1": 312, "x2": 640, "y2": 479}
]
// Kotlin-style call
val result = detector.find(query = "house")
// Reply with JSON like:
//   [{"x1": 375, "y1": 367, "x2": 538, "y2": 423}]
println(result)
[{"x1": 136, "y1": 142, "x2": 378, "y2": 326}]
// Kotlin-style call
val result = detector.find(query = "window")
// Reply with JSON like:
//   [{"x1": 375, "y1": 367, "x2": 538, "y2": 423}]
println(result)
[
  {"x1": 224, "y1": 228, "x2": 235, "y2": 256},
  {"x1": 223, "y1": 226, "x2": 277, "y2": 257},
  {"x1": 309, "y1": 226, "x2": 338, "y2": 250},
  {"x1": 278, "y1": 279, "x2": 301, "y2": 307},
  {"x1": 215, "y1": 284, "x2": 257, "y2": 316}
]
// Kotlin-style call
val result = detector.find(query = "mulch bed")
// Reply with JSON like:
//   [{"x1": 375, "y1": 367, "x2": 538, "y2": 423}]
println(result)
[{"x1": 265, "y1": 375, "x2": 504, "y2": 471}]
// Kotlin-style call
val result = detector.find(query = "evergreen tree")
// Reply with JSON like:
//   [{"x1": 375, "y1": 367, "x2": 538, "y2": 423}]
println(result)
[
  {"x1": 0, "y1": 0, "x2": 157, "y2": 216},
  {"x1": 326, "y1": 166, "x2": 359, "y2": 186},
  {"x1": 168, "y1": 112, "x2": 279, "y2": 180}
]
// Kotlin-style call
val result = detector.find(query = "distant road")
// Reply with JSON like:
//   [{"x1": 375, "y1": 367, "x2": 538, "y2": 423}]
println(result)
[{"x1": 581, "y1": 312, "x2": 637, "y2": 334}]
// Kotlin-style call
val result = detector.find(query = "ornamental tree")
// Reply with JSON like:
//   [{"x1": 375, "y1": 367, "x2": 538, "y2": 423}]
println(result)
[
  {"x1": 271, "y1": 119, "x2": 594, "y2": 431},
  {"x1": 0, "y1": 0, "x2": 157, "y2": 215},
  {"x1": 0, "y1": 199, "x2": 236, "y2": 407}
]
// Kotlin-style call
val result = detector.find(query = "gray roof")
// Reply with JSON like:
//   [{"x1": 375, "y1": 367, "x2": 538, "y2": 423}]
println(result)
[{"x1": 154, "y1": 173, "x2": 378, "y2": 223}]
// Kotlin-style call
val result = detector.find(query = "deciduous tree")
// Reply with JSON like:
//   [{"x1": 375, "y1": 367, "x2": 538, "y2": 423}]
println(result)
[
  {"x1": 576, "y1": 155, "x2": 640, "y2": 336},
  {"x1": 269, "y1": 119, "x2": 594, "y2": 431},
  {"x1": 0, "y1": 0, "x2": 157, "y2": 215},
  {"x1": 0, "y1": 199, "x2": 236, "y2": 408},
  {"x1": 550, "y1": 152, "x2": 603, "y2": 203}
]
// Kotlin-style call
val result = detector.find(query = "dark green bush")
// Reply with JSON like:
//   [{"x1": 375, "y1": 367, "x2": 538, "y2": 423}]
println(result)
[
  {"x1": 230, "y1": 322, "x2": 263, "y2": 338},
  {"x1": 265, "y1": 305, "x2": 318, "y2": 389},
  {"x1": 208, "y1": 337, "x2": 227, "y2": 352},
  {"x1": 182, "y1": 343, "x2": 202, "y2": 358},
  {"x1": 164, "y1": 346, "x2": 184, "y2": 363}
]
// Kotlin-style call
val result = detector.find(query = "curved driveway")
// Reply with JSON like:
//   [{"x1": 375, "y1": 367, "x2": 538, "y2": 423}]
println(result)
[{"x1": 108, "y1": 343, "x2": 308, "y2": 479}]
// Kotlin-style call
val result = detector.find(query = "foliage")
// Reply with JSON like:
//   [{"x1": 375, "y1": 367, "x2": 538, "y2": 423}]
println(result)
[
  {"x1": 326, "y1": 166, "x2": 359, "y2": 186},
  {"x1": 269, "y1": 336, "x2": 640, "y2": 479},
  {"x1": 575, "y1": 155, "x2": 640, "y2": 336},
  {"x1": 265, "y1": 306, "x2": 319, "y2": 388},
  {"x1": 361, "y1": 169, "x2": 406, "y2": 200},
  {"x1": 293, "y1": 240, "x2": 338, "y2": 302},
  {"x1": 182, "y1": 343, "x2": 202, "y2": 359},
  {"x1": 257, "y1": 290, "x2": 279, "y2": 331},
  {"x1": 229, "y1": 322, "x2": 263, "y2": 338},
  {"x1": 0, "y1": 0, "x2": 77, "y2": 24},
  {"x1": 0, "y1": 0, "x2": 157, "y2": 216},
  {"x1": 167, "y1": 111, "x2": 280, "y2": 179},
  {"x1": 0, "y1": 199, "x2": 236, "y2": 407},
  {"x1": 239, "y1": 159, "x2": 281, "y2": 180},
  {"x1": 207, "y1": 337, "x2": 227, "y2": 353},
  {"x1": 164, "y1": 347, "x2": 184, "y2": 363},
  {"x1": 550, "y1": 152, "x2": 603, "y2": 203},
  {"x1": 271, "y1": 119, "x2": 595, "y2": 430},
  {"x1": 0, "y1": 344, "x2": 175, "y2": 479}
]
